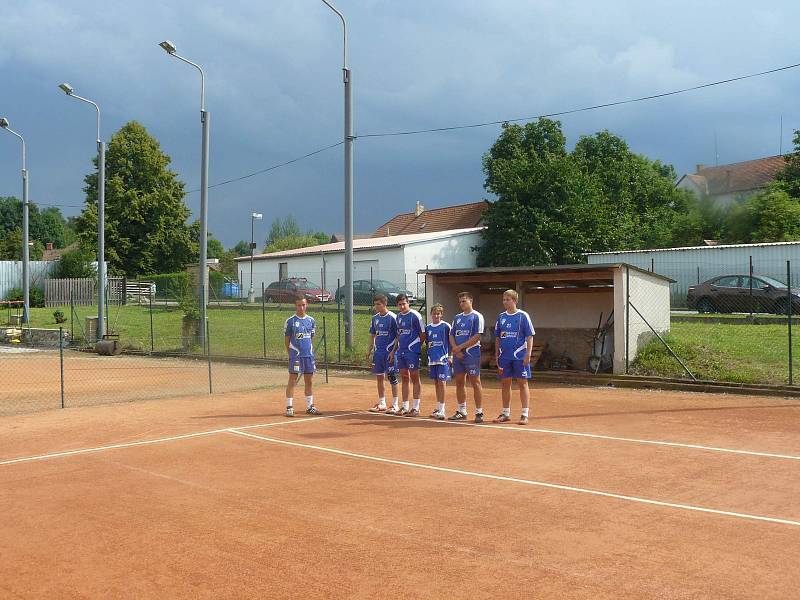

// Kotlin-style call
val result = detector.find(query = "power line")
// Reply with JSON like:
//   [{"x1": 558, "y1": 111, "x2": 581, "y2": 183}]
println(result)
[
  {"x1": 358, "y1": 61, "x2": 800, "y2": 138},
  {"x1": 187, "y1": 141, "x2": 343, "y2": 194},
  {"x1": 181, "y1": 60, "x2": 800, "y2": 192}
]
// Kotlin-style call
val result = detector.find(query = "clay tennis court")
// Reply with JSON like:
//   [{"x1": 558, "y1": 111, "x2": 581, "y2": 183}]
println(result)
[{"x1": 1, "y1": 376, "x2": 799, "y2": 599}]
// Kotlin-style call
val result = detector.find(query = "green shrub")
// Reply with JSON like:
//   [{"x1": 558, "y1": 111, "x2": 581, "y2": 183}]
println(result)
[{"x1": 5, "y1": 286, "x2": 44, "y2": 308}]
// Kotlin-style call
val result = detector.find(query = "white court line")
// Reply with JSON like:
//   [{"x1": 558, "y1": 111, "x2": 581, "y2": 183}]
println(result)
[
  {"x1": 366, "y1": 411, "x2": 800, "y2": 461},
  {"x1": 0, "y1": 412, "x2": 362, "y2": 467},
  {"x1": 228, "y1": 429, "x2": 800, "y2": 528}
]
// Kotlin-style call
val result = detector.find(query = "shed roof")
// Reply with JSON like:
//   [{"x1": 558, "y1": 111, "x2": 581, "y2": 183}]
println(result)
[
  {"x1": 236, "y1": 227, "x2": 484, "y2": 262},
  {"x1": 420, "y1": 263, "x2": 674, "y2": 284}
]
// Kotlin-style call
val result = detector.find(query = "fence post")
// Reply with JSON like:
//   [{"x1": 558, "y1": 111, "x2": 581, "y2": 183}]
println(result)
[
  {"x1": 59, "y1": 326, "x2": 65, "y2": 409},
  {"x1": 789, "y1": 260, "x2": 794, "y2": 386},
  {"x1": 261, "y1": 281, "x2": 267, "y2": 359},
  {"x1": 625, "y1": 266, "x2": 630, "y2": 374},
  {"x1": 206, "y1": 303, "x2": 213, "y2": 394},
  {"x1": 149, "y1": 293, "x2": 154, "y2": 354},
  {"x1": 323, "y1": 315, "x2": 329, "y2": 383},
  {"x1": 748, "y1": 255, "x2": 754, "y2": 318},
  {"x1": 70, "y1": 289, "x2": 74, "y2": 341},
  {"x1": 337, "y1": 277, "x2": 342, "y2": 362}
]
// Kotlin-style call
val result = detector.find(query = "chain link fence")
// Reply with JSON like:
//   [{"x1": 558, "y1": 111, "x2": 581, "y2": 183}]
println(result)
[{"x1": 628, "y1": 256, "x2": 798, "y2": 386}]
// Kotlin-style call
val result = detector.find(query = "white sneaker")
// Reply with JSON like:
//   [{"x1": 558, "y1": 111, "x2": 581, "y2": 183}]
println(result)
[
  {"x1": 286, "y1": 406, "x2": 294, "y2": 417},
  {"x1": 430, "y1": 410, "x2": 445, "y2": 420}
]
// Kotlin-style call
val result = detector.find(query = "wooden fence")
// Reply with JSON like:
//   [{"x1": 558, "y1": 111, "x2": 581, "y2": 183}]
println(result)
[{"x1": 44, "y1": 277, "x2": 126, "y2": 307}]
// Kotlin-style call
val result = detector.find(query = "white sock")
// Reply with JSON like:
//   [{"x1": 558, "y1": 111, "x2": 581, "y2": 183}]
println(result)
[
  {"x1": 437, "y1": 402, "x2": 445, "y2": 413},
  {"x1": 286, "y1": 397, "x2": 293, "y2": 408},
  {"x1": 458, "y1": 402, "x2": 467, "y2": 415},
  {"x1": 502, "y1": 407, "x2": 511, "y2": 417},
  {"x1": 402, "y1": 400, "x2": 410, "y2": 410},
  {"x1": 475, "y1": 407, "x2": 483, "y2": 415},
  {"x1": 521, "y1": 407, "x2": 529, "y2": 417},
  {"x1": 392, "y1": 398, "x2": 399, "y2": 409},
  {"x1": 378, "y1": 397, "x2": 386, "y2": 408},
  {"x1": 306, "y1": 395, "x2": 313, "y2": 408},
  {"x1": 413, "y1": 399, "x2": 420, "y2": 411}
]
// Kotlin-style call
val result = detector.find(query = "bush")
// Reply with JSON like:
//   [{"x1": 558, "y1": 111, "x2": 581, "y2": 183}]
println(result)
[
  {"x1": 53, "y1": 309, "x2": 66, "y2": 324},
  {"x1": 5, "y1": 286, "x2": 44, "y2": 308},
  {"x1": 52, "y1": 247, "x2": 96, "y2": 279}
]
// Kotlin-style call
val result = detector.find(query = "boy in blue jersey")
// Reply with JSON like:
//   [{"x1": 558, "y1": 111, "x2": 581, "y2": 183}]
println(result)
[
  {"x1": 284, "y1": 297, "x2": 322, "y2": 417},
  {"x1": 493, "y1": 289, "x2": 535, "y2": 425},
  {"x1": 426, "y1": 304, "x2": 452, "y2": 420},
  {"x1": 449, "y1": 291, "x2": 485, "y2": 423},
  {"x1": 389, "y1": 293, "x2": 426, "y2": 416},
  {"x1": 365, "y1": 294, "x2": 400, "y2": 414}
]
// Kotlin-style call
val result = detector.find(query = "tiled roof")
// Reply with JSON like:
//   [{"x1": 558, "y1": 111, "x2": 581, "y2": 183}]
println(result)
[
  {"x1": 235, "y1": 227, "x2": 485, "y2": 261},
  {"x1": 681, "y1": 155, "x2": 786, "y2": 196},
  {"x1": 42, "y1": 242, "x2": 78, "y2": 261},
  {"x1": 371, "y1": 200, "x2": 489, "y2": 237}
]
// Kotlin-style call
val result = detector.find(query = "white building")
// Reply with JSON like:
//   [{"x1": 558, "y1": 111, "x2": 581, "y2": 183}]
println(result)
[
  {"x1": 587, "y1": 241, "x2": 800, "y2": 307},
  {"x1": 235, "y1": 227, "x2": 484, "y2": 299}
]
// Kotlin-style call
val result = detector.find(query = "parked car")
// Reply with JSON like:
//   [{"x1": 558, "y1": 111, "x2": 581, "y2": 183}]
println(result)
[
  {"x1": 335, "y1": 279, "x2": 415, "y2": 305},
  {"x1": 687, "y1": 275, "x2": 800, "y2": 314},
  {"x1": 263, "y1": 278, "x2": 331, "y2": 303}
]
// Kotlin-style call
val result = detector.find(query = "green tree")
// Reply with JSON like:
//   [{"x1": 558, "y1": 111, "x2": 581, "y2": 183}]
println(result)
[
  {"x1": 232, "y1": 240, "x2": 250, "y2": 256},
  {"x1": 478, "y1": 120, "x2": 698, "y2": 266},
  {"x1": 727, "y1": 189, "x2": 800, "y2": 243},
  {"x1": 776, "y1": 130, "x2": 800, "y2": 199},
  {"x1": 265, "y1": 215, "x2": 302, "y2": 247},
  {"x1": 265, "y1": 234, "x2": 328, "y2": 253},
  {"x1": 207, "y1": 236, "x2": 225, "y2": 259},
  {"x1": 0, "y1": 227, "x2": 44, "y2": 260},
  {"x1": 76, "y1": 121, "x2": 198, "y2": 277}
]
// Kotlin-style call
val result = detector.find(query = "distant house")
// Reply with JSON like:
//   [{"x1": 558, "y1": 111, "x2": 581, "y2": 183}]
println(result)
[
  {"x1": 676, "y1": 155, "x2": 786, "y2": 205},
  {"x1": 371, "y1": 200, "x2": 488, "y2": 237}
]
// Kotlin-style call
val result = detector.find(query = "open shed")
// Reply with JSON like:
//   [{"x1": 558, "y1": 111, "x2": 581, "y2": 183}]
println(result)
[{"x1": 421, "y1": 264, "x2": 673, "y2": 375}]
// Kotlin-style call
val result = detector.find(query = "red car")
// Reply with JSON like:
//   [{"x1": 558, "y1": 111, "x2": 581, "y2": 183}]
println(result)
[{"x1": 263, "y1": 278, "x2": 332, "y2": 303}]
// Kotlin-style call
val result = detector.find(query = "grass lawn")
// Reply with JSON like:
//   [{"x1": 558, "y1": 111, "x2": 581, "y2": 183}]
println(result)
[
  {"x1": 20, "y1": 303, "x2": 374, "y2": 362},
  {"x1": 632, "y1": 320, "x2": 799, "y2": 385}
]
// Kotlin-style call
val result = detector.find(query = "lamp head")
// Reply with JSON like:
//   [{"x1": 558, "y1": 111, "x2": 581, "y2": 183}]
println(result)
[
  {"x1": 252, "y1": 213, "x2": 263, "y2": 220},
  {"x1": 0, "y1": 117, "x2": 8, "y2": 128},
  {"x1": 58, "y1": 83, "x2": 75, "y2": 95},
  {"x1": 159, "y1": 40, "x2": 177, "y2": 54}
]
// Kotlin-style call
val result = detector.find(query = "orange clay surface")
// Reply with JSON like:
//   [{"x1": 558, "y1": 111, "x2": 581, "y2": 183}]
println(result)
[{"x1": 1, "y1": 375, "x2": 799, "y2": 599}]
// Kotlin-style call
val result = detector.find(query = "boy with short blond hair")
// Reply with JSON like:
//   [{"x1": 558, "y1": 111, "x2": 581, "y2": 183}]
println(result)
[
  {"x1": 284, "y1": 297, "x2": 322, "y2": 417},
  {"x1": 493, "y1": 289, "x2": 535, "y2": 425},
  {"x1": 426, "y1": 304, "x2": 452, "y2": 420},
  {"x1": 365, "y1": 294, "x2": 400, "y2": 413},
  {"x1": 449, "y1": 291, "x2": 485, "y2": 422}
]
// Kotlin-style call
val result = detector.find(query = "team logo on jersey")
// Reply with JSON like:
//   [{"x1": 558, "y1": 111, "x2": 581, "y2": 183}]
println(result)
[
  {"x1": 294, "y1": 321, "x2": 300, "y2": 327},
  {"x1": 456, "y1": 318, "x2": 462, "y2": 325},
  {"x1": 500, "y1": 318, "x2": 506, "y2": 326}
]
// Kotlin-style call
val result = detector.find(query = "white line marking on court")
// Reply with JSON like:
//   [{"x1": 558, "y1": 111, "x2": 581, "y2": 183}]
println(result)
[
  {"x1": 366, "y1": 412, "x2": 800, "y2": 461},
  {"x1": 227, "y1": 429, "x2": 800, "y2": 528},
  {"x1": 0, "y1": 412, "x2": 362, "y2": 467}
]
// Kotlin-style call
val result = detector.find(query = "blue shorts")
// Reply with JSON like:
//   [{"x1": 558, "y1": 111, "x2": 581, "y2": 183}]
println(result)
[
  {"x1": 288, "y1": 356, "x2": 316, "y2": 375},
  {"x1": 453, "y1": 353, "x2": 481, "y2": 376},
  {"x1": 372, "y1": 352, "x2": 398, "y2": 376},
  {"x1": 428, "y1": 363, "x2": 451, "y2": 381},
  {"x1": 397, "y1": 352, "x2": 420, "y2": 371},
  {"x1": 498, "y1": 357, "x2": 531, "y2": 379}
]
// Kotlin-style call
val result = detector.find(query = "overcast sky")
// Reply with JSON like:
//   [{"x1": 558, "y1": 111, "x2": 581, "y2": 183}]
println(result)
[{"x1": 1, "y1": 1, "x2": 799, "y2": 246}]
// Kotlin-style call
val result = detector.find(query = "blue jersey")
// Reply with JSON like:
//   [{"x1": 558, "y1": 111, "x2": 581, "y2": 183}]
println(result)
[
  {"x1": 396, "y1": 309, "x2": 425, "y2": 354},
  {"x1": 285, "y1": 314, "x2": 315, "y2": 359},
  {"x1": 370, "y1": 311, "x2": 397, "y2": 354},
  {"x1": 494, "y1": 310, "x2": 535, "y2": 360},
  {"x1": 425, "y1": 321, "x2": 451, "y2": 365},
  {"x1": 452, "y1": 311, "x2": 485, "y2": 359}
]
